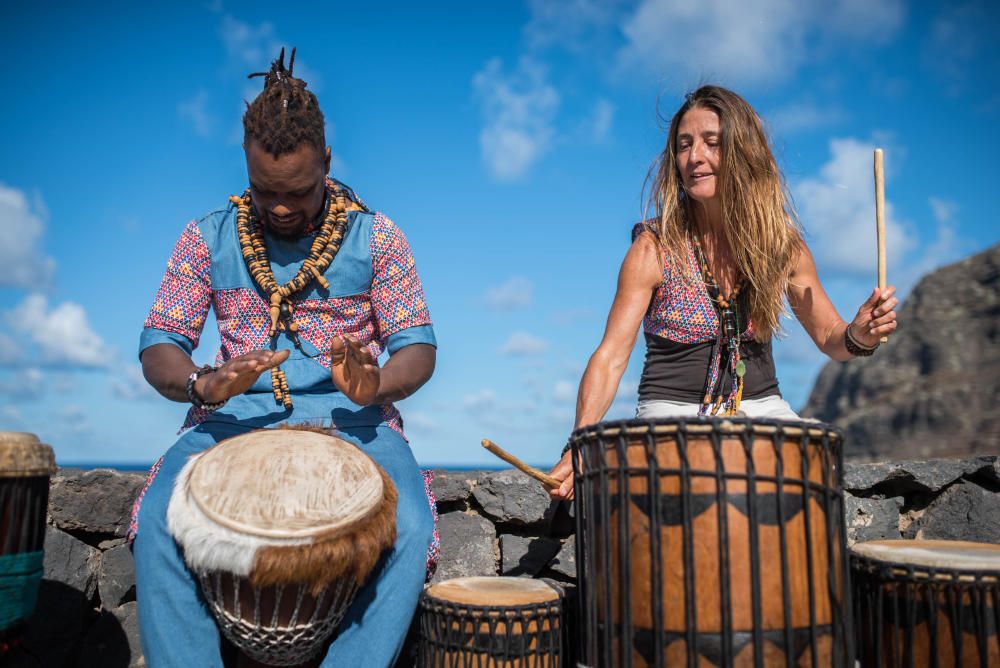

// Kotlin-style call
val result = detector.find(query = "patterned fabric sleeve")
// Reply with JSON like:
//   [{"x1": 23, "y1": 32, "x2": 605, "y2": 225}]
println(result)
[
  {"x1": 369, "y1": 212, "x2": 432, "y2": 345},
  {"x1": 142, "y1": 220, "x2": 212, "y2": 349}
]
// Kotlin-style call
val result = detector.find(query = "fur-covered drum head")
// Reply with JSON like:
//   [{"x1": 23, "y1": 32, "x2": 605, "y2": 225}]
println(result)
[{"x1": 166, "y1": 426, "x2": 397, "y2": 666}]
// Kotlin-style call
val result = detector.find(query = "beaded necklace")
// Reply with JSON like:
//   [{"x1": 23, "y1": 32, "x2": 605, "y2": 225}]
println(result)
[
  {"x1": 690, "y1": 230, "x2": 746, "y2": 416},
  {"x1": 229, "y1": 178, "x2": 350, "y2": 409}
]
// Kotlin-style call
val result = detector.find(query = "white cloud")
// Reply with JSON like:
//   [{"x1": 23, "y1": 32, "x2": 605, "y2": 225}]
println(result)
[
  {"x1": 59, "y1": 404, "x2": 91, "y2": 434},
  {"x1": 927, "y1": 4, "x2": 989, "y2": 96},
  {"x1": 221, "y1": 17, "x2": 322, "y2": 92},
  {"x1": 463, "y1": 388, "x2": 497, "y2": 412},
  {"x1": 617, "y1": 0, "x2": 905, "y2": 88},
  {"x1": 0, "y1": 184, "x2": 56, "y2": 289},
  {"x1": 767, "y1": 102, "x2": 845, "y2": 135},
  {"x1": 404, "y1": 411, "x2": 437, "y2": 432},
  {"x1": 484, "y1": 276, "x2": 533, "y2": 310},
  {"x1": 0, "y1": 406, "x2": 23, "y2": 426},
  {"x1": 473, "y1": 58, "x2": 559, "y2": 181},
  {"x1": 582, "y1": 99, "x2": 615, "y2": 142},
  {"x1": 0, "y1": 368, "x2": 45, "y2": 399},
  {"x1": 553, "y1": 380, "x2": 576, "y2": 403},
  {"x1": 929, "y1": 197, "x2": 957, "y2": 225},
  {"x1": 892, "y1": 198, "x2": 968, "y2": 294},
  {"x1": 615, "y1": 377, "x2": 639, "y2": 404},
  {"x1": 178, "y1": 90, "x2": 214, "y2": 137},
  {"x1": 220, "y1": 15, "x2": 279, "y2": 70},
  {"x1": 0, "y1": 333, "x2": 21, "y2": 365},
  {"x1": 550, "y1": 307, "x2": 596, "y2": 326},
  {"x1": 524, "y1": 0, "x2": 620, "y2": 51},
  {"x1": 5, "y1": 294, "x2": 113, "y2": 368},
  {"x1": 500, "y1": 332, "x2": 550, "y2": 356},
  {"x1": 793, "y1": 138, "x2": 913, "y2": 276},
  {"x1": 110, "y1": 364, "x2": 158, "y2": 401}
]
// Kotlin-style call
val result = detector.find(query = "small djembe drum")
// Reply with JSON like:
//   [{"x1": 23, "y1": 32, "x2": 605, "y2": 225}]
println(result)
[
  {"x1": 167, "y1": 427, "x2": 397, "y2": 667},
  {"x1": 0, "y1": 432, "x2": 56, "y2": 654},
  {"x1": 851, "y1": 539, "x2": 1000, "y2": 667},
  {"x1": 570, "y1": 417, "x2": 852, "y2": 667},
  {"x1": 418, "y1": 576, "x2": 566, "y2": 667}
]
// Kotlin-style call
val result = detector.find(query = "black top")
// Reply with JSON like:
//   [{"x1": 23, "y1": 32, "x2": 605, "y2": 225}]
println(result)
[{"x1": 638, "y1": 333, "x2": 780, "y2": 403}]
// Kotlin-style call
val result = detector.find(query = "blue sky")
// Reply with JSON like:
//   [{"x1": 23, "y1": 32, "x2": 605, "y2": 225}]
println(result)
[{"x1": 1, "y1": 1, "x2": 997, "y2": 467}]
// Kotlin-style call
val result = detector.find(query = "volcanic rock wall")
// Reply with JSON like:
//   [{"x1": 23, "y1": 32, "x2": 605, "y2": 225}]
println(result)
[{"x1": 9, "y1": 457, "x2": 1000, "y2": 667}]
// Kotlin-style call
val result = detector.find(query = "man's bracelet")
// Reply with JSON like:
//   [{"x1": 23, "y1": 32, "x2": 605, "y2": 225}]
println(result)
[
  {"x1": 186, "y1": 365, "x2": 226, "y2": 411},
  {"x1": 845, "y1": 324, "x2": 878, "y2": 357}
]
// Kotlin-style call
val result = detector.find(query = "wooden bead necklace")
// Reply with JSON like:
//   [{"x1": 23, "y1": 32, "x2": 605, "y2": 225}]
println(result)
[
  {"x1": 230, "y1": 178, "x2": 349, "y2": 409},
  {"x1": 690, "y1": 230, "x2": 746, "y2": 416}
]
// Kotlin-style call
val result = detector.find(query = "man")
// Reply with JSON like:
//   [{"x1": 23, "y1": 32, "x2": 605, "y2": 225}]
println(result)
[{"x1": 132, "y1": 49, "x2": 436, "y2": 666}]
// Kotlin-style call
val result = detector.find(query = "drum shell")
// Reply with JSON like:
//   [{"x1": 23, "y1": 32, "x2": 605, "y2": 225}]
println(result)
[
  {"x1": 852, "y1": 554, "x2": 1000, "y2": 667},
  {"x1": 571, "y1": 418, "x2": 851, "y2": 667},
  {"x1": 200, "y1": 570, "x2": 358, "y2": 667},
  {"x1": 1, "y1": 433, "x2": 56, "y2": 641},
  {"x1": 418, "y1": 584, "x2": 565, "y2": 667}
]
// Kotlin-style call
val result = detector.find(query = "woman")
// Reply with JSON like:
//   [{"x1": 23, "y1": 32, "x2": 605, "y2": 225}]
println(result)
[{"x1": 548, "y1": 85, "x2": 897, "y2": 500}]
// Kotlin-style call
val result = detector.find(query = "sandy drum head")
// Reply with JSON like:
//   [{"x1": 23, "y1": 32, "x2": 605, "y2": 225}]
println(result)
[
  {"x1": 187, "y1": 428, "x2": 384, "y2": 540},
  {"x1": 420, "y1": 577, "x2": 565, "y2": 667},
  {"x1": 0, "y1": 432, "x2": 56, "y2": 478}
]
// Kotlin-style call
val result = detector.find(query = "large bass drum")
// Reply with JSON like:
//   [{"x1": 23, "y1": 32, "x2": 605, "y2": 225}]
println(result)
[{"x1": 569, "y1": 417, "x2": 851, "y2": 667}]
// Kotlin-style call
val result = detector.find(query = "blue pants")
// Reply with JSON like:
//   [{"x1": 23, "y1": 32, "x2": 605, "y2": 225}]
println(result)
[{"x1": 133, "y1": 419, "x2": 434, "y2": 667}]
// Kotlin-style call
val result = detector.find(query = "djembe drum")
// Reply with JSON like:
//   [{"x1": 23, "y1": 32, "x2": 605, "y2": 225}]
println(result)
[
  {"x1": 570, "y1": 417, "x2": 851, "y2": 667},
  {"x1": 0, "y1": 432, "x2": 56, "y2": 654},
  {"x1": 418, "y1": 576, "x2": 565, "y2": 667},
  {"x1": 851, "y1": 539, "x2": 1000, "y2": 667},
  {"x1": 167, "y1": 427, "x2": 397, "y2": 667}
]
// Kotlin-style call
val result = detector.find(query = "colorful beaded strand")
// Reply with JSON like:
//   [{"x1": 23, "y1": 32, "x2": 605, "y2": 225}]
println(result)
[{"x1": 691, "y1": 231, "x2": 747, "y2": 416}]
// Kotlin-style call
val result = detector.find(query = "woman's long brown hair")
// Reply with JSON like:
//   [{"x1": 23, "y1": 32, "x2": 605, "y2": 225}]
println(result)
[{"x1": 646, "y1": 85, "x2": 802, "y2": 342}]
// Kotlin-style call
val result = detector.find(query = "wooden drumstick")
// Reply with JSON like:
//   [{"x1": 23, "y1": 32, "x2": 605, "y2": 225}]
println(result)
[
  {"x1": 481, "y1": 439, "x2": 561, "y2": 489},
  {"x1": 874, "y1": 148, "x2": 888, "y2": 344}
]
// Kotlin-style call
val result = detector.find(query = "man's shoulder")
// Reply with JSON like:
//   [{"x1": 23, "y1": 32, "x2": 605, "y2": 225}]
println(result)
[
  {"x1": 194, "y1": 200, "x2": 238, "y2": 230},
  {"x1": 178, "y1": 200, "x2": 238, "y2": 248}
]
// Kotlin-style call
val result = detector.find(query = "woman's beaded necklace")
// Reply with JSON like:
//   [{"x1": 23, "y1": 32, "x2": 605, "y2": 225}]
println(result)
[
  {"x1": 690, "y1": 230, "x2": 746, "y2": 416},
  {"x1": 229, "y1": 178, "x2": 349, "y2": 409}
]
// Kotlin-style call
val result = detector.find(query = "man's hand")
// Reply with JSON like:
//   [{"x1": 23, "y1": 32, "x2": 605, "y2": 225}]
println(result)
[
  {"x1": 330, "y1": 335, "x2": 380, "y2": 406},
  {"x1": 196, "y1": 349, "x2": 290, "y2": 404}
]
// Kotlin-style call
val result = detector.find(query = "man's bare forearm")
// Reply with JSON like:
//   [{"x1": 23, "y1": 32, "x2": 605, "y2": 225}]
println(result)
[
  {"x1": 141, "y1": 343, "x2": 199, "y2": 402},
  {"x1": 375, "y1": 344, "x2": 436, "y2": 403}
]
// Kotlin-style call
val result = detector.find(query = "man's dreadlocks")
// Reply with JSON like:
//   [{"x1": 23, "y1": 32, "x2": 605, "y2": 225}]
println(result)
[{"x1": 243, "y1": 48, "x2": 325, "y2": 158}]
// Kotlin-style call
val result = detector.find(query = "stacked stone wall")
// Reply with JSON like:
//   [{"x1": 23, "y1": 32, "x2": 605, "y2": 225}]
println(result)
[{"x1": 8, "y1": 456, "x2": 1000, "y2": 667}]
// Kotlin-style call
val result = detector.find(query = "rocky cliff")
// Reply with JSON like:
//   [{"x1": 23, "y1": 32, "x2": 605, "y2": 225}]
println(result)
[{"x1": 803, "y1": 243, "x2": 1000, "y2": 460}]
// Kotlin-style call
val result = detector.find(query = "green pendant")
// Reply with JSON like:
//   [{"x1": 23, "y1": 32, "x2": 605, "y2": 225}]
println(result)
[{"x1": 735, "y1": 360, "x2": 746, "y2": 378}]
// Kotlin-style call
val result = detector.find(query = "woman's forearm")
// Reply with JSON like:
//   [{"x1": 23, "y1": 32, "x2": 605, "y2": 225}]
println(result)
[{"x1": 574, "y1": 348, "x2": 628, "y2": 429}]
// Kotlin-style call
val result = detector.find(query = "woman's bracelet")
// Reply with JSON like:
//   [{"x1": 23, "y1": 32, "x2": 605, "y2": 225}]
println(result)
[{"x1": 844, "y1": 324, "x2": 878, "y2": 357}]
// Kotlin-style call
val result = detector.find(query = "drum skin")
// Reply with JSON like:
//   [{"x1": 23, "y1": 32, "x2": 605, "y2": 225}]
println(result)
[
  {"x1": 851, "y1": 540, "x2": 1000, "y2": 668},
  {"x1": 0, "y1": 432, "x2": 56, "y2": 648},
  {"x1": 571, "y1": 418, "x2": 851, "y2": 668},
  {"x1": 418, "y1": 576, "x2": 565, "y2": 668}
]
